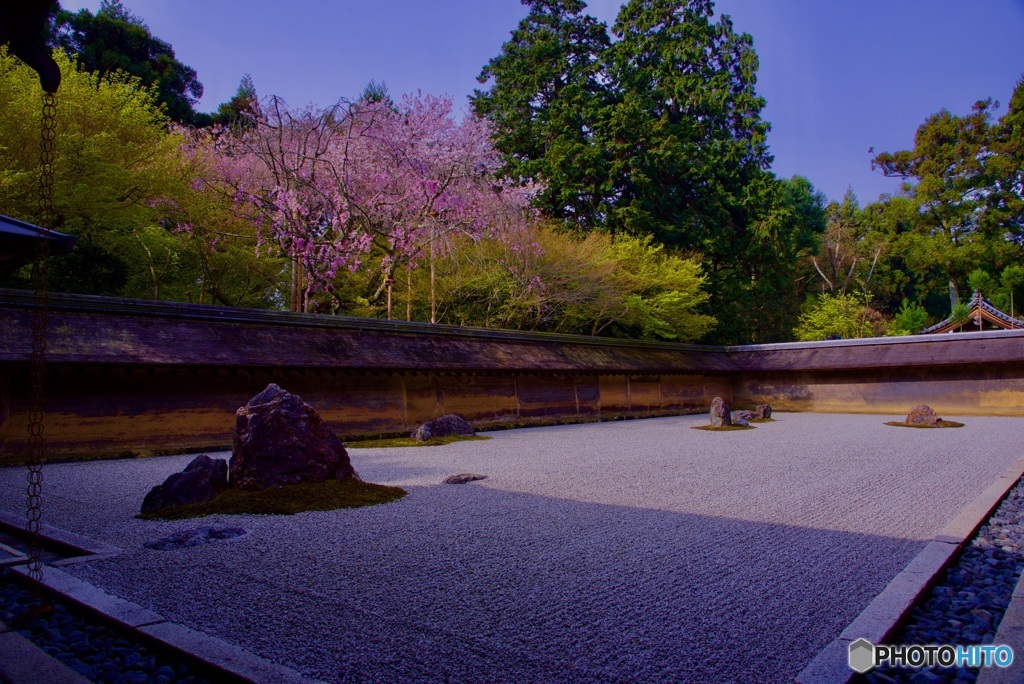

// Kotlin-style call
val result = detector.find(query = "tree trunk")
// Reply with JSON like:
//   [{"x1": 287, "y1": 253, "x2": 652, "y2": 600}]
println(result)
[
  {"x1": 290, "y1": 256, "x2": 299, "y2": 312},
  {"x1": 949, "y1": 275, "x2": 959, "y2": 311},
  {"x1": 406, "y1": 268, "x2": 412, "y2": 321},
  {"x1": 430, "y1": 234, "x2": 437, "y2": 324},
  {"x1": 386, "y1": 277, "x2": 393, "y2": 320}
]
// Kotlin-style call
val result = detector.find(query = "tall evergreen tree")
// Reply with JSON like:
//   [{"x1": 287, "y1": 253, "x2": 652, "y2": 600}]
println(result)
[
  {"x1": 472, "y1": 0, "x2": 611, "y2": 229},
  {"x1": 872, "y1": 96, "x2": 1020, "y2": 310},
  {"x1": 603, "y1": 0, "x2": 772, "y2": 341},
  {"x1": 53, "y1": 0, "x2": 204, "y2": 124},
  {"x1": 604, "y1": 0, "x2": 770, "y2": 247}
]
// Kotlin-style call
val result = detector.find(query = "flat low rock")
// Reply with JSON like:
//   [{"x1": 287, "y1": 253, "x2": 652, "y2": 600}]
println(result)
[
  {"x1": 732, "y1": 410, "x2": 755, "y2": 423},
  {"x1": 231, "y1": 384, "x2": 356, "y2": 490},
  {"x1": 906, "y1": 404, "x2": 940, "y2": 426},
  {"x1": 140, "y1": 454, "x2": 227, "y2": 514},
  {"x1": 144, "y1": 526, "x2": 247, "y2": 551},
  {"x1": 413, "y1": 414, "x2": 476, "y2": 442},
  {"x1": 444, "y1": 473, "x2": 488, "y2": 485}
]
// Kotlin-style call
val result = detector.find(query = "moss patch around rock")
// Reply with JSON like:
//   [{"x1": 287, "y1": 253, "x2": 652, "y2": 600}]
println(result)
[
  {"x1": 691, "y1": 424, "x2": 756, "y2": 432},
  {"x1": 884, "y1": 420, "x2": 965, "y2": 429},
  {"x1": 346, "y1": 434, "x2": 491, "y2": 449},
  {"x1": 137, "y1": 477, "x2": 407, "y2": 520}
]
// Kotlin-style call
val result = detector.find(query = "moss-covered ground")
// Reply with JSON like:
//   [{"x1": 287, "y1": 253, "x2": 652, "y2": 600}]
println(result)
[
  {"x1": 884, "y1": 420, "x2": 965, "y2": 428},
  {"x1": 346, "y1": 435, "x2": 491, "y2": 449},
  {"x1": 137, "y1": 477, "x2": 407, "y2": 520}
]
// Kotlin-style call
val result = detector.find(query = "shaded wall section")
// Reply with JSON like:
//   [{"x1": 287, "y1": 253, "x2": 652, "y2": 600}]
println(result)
[
  {"x1": 2, "y1": 289, "x2": 1023, "y2": 458},
  {"x1": 0, "y1": 290, "x2": 730, "y2": 457},
  {"x1": 729, "y1": 336, "x2": 1024, "y2": 416}
]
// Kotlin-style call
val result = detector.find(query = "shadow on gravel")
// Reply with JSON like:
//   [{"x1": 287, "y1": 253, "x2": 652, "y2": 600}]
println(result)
[{"x1": 63, "y1": 483, "x2": 930, "y2": 684}]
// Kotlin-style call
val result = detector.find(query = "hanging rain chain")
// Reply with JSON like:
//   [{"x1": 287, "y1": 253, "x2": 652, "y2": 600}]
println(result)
[{"x1": 26, "y1": 91, "x2": 58, "y2": 583}]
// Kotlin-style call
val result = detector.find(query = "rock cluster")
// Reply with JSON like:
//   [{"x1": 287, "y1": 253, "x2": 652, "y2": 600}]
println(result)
[
  {"x1": 142, "y1": 384, "x2": 358, "y2": 512},
  {"x1": 412, "y1": 414, "x2": 476, "y2": 442}
]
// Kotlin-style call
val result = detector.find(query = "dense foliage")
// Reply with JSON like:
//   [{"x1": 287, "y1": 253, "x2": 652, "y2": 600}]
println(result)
[
  {"x1": 52, "y1": 0, "x2": 205, "y2": 124},
  {"x1": 473, "y1": 0, "x2": 826, "y2": 343},
  {"x1": 3, "y1": 0, "x2": 1021, "y2": 345},
  {"x1": 0, "y1": 49, "x2": 284, "y2": 305}
]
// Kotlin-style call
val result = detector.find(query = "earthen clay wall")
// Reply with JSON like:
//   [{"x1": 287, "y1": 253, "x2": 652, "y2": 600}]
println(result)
[{"x1": 1, "y1": 289, "x2": 1021, "y2": 458}]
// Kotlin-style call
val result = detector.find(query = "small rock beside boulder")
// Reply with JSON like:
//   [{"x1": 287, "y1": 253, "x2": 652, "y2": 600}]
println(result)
[
  {"x1": 709, "y1": 397, "x2": 731, "y2": 427},
  {"x1": 755, "y1": 404, "x2": 772, "y2": 420},
  {"x1": 906, "y1": 404, "x2": 940, "y2": 426},
  {"x1": 141, "y1": 455, "x2": 228, "y2": 514},
  {"x1": 412, "y1": 414, "x2": 476, "y2": 442},
  {"x1": 732, "y1": 410, "x2": 755, "y2": 423},
  {"x1": 443, "y1": 473, "x2": 488, "y2": 485},
  {"x1": 231, "y1": 383, "x2": 356, "y2": 491}
]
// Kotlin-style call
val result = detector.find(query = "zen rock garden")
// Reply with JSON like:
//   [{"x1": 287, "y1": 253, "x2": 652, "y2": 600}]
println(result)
[
  {"x1": 703, "y1": 397, "x2": 772, "y2": 430},
  {"x1": 140, "y1": 384, "x2": 481, "y2": 516},
  {"x1": 886, "y1": 404, "x2": 965, "y2": 429}
]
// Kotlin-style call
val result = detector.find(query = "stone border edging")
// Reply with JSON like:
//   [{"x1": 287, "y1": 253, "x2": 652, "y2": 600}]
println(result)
[
  {"x1": 9, "y1": 565, "x2": 324, "y2": 684},
  {"x1": 975, "y1": 569, "x2": 1024, "y2": 683},
  {"x1": 0, "y1": 510, "x2": 121, "y2": 565},
  {"x1": 795, "y1": 457, "x2": 1024, "y2": 683},
  {"x1": 0, "y1": 619, "x2": 92, "y2": 684}
]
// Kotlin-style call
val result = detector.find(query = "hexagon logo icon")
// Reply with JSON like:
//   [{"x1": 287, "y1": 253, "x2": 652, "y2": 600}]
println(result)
[{"x1": 848, "y1": 638, "x2": 875, "y2": 674}]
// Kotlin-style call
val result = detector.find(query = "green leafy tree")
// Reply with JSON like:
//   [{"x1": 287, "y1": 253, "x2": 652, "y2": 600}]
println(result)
[
  {"x1": 472, "y1": 0, "x2": 611, "y2": 229},
  {"x1": 601, "y1": 0, "x2": 772, "y2": 342},
  {"x1": 52, "y1": 0, "x2": 204, "y2": 124},
  {"x1": 872, "y1": 95, "x2": 1019, "y2": 311},
  {"x1": 422, "y1": 224, "x2": 715, "y2": 340},
  {"x1": 967, "y1": 268, "x2": 997, "y2": 299},
  {"x1": 0, "y1": 48, "x2": 283, "y2": 305},
  {"x1": 1001, "y1": 264, "x2": 1024, "y2": 322},
  {"x1": 207, "y1": 74, "x2": 258, "y2": 127},
  {"x1": 360, "y1": 78, "x2": 392, "y2": 106},
  {"x1": 741, "y1": 175, "x2": 827, "y2": 342},
  {"x1": 887, "y1": 298, "x2": 929, "y2": 336},
  {"x1": 793, "y1": 291, "x2": 886, "y2": 341},
  {"x1": 604, "y1": 0, "x2": 770, "y2": 243},
  {"x1": 986, "y1": 78, "x2": 1024, "y2": 244}
]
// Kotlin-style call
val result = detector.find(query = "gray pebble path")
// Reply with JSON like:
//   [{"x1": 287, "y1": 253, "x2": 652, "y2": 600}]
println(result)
[{"x1": 1, "y1": 413, "x2": 1021, "y2": 683}]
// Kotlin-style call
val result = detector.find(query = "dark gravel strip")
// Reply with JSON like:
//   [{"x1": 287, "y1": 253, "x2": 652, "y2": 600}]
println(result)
[
  {"x1": 866, "y1": 479, "x2": 1024, "y2": 684},
  {"x1": 0, "y1": 569, "x2": 210, "y2": 684}
]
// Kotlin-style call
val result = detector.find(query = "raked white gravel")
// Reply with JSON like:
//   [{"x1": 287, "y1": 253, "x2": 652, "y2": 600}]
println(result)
[{"x1": 1, "y1": 412, "x2": 1021, "y2": 683}]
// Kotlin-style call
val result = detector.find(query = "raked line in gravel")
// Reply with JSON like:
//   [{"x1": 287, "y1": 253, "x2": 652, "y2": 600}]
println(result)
[{"x1": 1, "y1": 412, "x2": 1021, "y2": 684}]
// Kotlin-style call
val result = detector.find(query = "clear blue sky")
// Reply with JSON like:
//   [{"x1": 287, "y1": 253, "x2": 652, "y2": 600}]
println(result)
[{"x1": 60, "y1": 0, "x2": 1024, "y2": 205}]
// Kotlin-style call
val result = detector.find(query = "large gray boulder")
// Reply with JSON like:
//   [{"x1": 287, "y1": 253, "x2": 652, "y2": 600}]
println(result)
[
  {"x1": 141, "y1": 454, "x2": 228, "y2": 514},
  {"x1": 709, "y1": 397, "x2": 731, "y2": 428},
  {"x1": 412, "y1": 414, "x2": 476, "y2": 442},
  {"x1": 230, "y1": 384, "x2": 356, "y2": 491},
  {"x1": 755, "y1": 404, "x2": 772, "y2": 420}
]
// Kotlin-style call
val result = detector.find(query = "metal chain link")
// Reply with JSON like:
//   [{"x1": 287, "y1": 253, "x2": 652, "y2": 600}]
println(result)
[{"x1": 26, "y1": 91, "x2": 58, "y2": 583}]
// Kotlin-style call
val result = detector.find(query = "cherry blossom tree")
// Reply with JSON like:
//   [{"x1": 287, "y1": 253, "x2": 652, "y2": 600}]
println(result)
[{"x1": 190, "y1": 93, "x2": 534, "y2": 314}]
